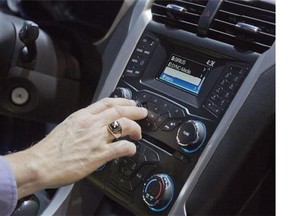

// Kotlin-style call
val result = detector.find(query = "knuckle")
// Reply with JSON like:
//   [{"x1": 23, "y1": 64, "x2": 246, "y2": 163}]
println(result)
[
  {"x1": 101, "y1": 98, "x2": 114, "y2": 109},
  {"x1": 112, "y1": 106, "x2": 123, "y2": 117}
]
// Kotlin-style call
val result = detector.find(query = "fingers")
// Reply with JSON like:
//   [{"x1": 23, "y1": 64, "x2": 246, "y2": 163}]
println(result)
[
  {"x1": 104, "y1": 140, "x2": 137, "y2": 161},
  {"x1": 86, "y1": 97, "x2": 136, "y2": 114},
  {"x1": 99, "y1": 105, "x2": 147, "y2": 125},
  {"x1": 106, "y1": 117, "x2": 142, "y2": 141}
]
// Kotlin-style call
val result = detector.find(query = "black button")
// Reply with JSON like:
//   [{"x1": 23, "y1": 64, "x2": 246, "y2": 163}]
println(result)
[
  {"x1": 130, "y1": 55, "x2": 146, "y2": 68},
  {"x1": 135, "y1": 46, "x2": 144, "y2": 55},
  {"x1": 147, "y1": 102, "x2": 167, "y2": 115},
  {"x1": 139, "y1": 35, "x2": 157, "y2": 49},
  {"x1": 218, "y1": 98, "x2": 229, "y2": 109},
  {"x1": 227, "y1": 65, "x2": 248, "y2": 76},
  {"x1": 111, "y1": 174, "x2": 132, "y2": 191},
  {"x1": 143, "y1": 49, "x2": 151, "y2": 56},
  {"x1": 211, "y1": 106, "x2": 224, "y2": 117},
  {"x1": 124, "y1": 67, "x2": 134, "y2": 76},
  {"x1": 158, "y1": 100, "x2": 172, "y2": 111},
  {"x1": 161, "y1": 120, "x2": 181, "y2": 132},
  {"x1": 130, "y1": 165, "x2": 156, "y2": 189},
  {"x1": 204, "y1": 100, "x2": 218, "y2": 113},
  {"x1": 222, "y1": 90, "x2": 234, "y2": 100},
  {"x1": 214, "y1": 86, "x2": 233, "y2": 100},
  {"x1": 225, "y1": 81, "x2": 238, "y2": 91},
  {"x1": 209, "y1": 92, "x2": 220, "y2": 103},
  {"x1": 119, "y1": 158, "x2": 139, "y2": 179},
  {"x1": 139, "y1": 119, "x2": 157, "y2": 131},
  {"x1": 170, "y1": 106, "x2": 185, "y2": 117},
  {"x1": 155, "y1": 113, "x2": 169, "y2": 128},
  {"x1": 229, "y1": 74, "x2": 244, "y2": 83},
  {"x1": 223, "y1": 71, "x2": 232, "y2": 79},
  {"x1": 137, "y1": 92, "x2": 151, "y2": 103},
  {"x1": 132, "y1": 152, "x2": 146, "y2": 164},
  {"x1": 173, "y1": 151, "x2": 189, "y2": 163},
  {"x1": 149, "y1": 96, "x2": 164, "y2": 105},
  {"x1": 147, "y1": 110, "x2": 160, "y2": 122},
  {"x1": 214, "y1": 86, "x2": 225, "y2": 96},
  {"x1": 143, "y1": 146, "x2": 160, "y2": 163}
]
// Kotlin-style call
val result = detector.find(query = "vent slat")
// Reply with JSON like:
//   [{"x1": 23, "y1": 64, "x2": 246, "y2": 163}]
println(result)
[
  {"x1": 151, "y1": 0, "x2": 275, "y2": 54},
  {"x1": 208, "y1": 29, "x2": 270, "y2": 53},
  {"x1": 217, "y1": 10, "x2": 275, "y2": 35},
  {"x1": 210, "y1": 0, "x2": 275, "y2": 53},
  {"x1": 211, "y1": 19, "x2": 275, "y2": 45},
  {"x1": 152, "y1": 0, "x2": 208, "y2": 34}
]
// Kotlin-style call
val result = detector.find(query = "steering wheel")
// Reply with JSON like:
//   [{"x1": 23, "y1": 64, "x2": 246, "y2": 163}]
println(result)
[{"x1": 0, "y1": 12, "x2": 83, "y2": 123}]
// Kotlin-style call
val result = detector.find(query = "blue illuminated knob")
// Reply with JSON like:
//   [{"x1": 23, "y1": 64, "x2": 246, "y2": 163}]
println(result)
[
  {"x1": 143, "y1": 174, "x2": 174, "y2": 212},
  {"x1": 176, "y1": 120, "x2": 206, "y2": 153}
]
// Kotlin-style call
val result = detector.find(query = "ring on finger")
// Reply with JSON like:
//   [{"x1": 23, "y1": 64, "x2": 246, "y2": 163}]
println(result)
[{"x1": 107, "y1": 120, "x2": 122, "y2": 139}]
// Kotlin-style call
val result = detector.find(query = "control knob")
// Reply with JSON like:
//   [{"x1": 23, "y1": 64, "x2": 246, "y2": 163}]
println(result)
[
  {"x1": 110, "y1": 87, "x2": 132, "y2": 99},
  {"x1": 143, "y1": 174, "x2": 174, "y2": 212},
  {"x1": 176, "y1": 120, "x2": 206, "y2": 153}
]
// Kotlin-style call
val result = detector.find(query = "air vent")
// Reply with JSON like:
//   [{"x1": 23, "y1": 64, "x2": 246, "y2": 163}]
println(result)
[
  {"x1": 152, "y1": 0, "x2": 208, "y2": 34},
  {"x1": 209, "y1": 0, "x2": 275, "y2": 53}
]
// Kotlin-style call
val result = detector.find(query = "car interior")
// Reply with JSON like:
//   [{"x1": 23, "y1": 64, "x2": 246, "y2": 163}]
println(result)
[{"x1": 0, "y1": 0, "x2": 275, "y2": 215}]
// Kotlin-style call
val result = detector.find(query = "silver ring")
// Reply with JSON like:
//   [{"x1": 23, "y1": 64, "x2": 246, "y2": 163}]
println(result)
[{"x1": 107, "y1": 120, "x2": 122, "y2": 139}]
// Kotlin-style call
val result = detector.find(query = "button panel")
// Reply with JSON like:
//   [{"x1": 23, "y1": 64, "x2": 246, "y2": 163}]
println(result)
[
  {"x1": 109, "y1": 142, "x2": 159, "y2": 191},
  {"x1": 123, "y1": 34, "x2": 158, "y2": 78},
  {"x1": 204, "y1": 64, "x2": 249, "y2": 117},
  {"x1": 136, "y1": 92, "x2": 185, "y2": 132}
]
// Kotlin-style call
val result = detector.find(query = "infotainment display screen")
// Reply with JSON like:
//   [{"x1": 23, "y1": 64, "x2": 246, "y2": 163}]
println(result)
[{"x1": 158, "y1": 53, "x2": 216, "y2": 95}]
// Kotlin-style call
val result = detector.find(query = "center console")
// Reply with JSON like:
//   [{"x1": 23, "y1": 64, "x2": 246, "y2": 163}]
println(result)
[{"x1": 89, "y1": 19, "x2": 259, "y2": 215}]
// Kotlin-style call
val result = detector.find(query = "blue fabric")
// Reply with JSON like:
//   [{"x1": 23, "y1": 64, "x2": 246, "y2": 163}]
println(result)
[{"x1": 0, "y1": 156, "x2": 17, "y2": 216}]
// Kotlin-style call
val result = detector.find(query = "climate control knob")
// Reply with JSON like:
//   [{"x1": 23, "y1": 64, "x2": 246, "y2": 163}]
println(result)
[
  {"x1": 110, "y1": 87, "x2": 132, "y2": 99},
  {"x1": 176, "y1": 120, "x2": 206, "y2": 153},
  {"x1": 143, "y1": 174, "x2": 174, "y2": 212}
]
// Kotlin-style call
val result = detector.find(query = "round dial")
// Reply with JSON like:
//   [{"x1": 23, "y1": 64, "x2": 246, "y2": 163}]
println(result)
[
  {"x1": 143, "y1": 174, "x2": 174, "y2": 212},
  {"x1": 110, "y1": 87, "x2": 132, "y2": 99},
  {"x1": 176, "y1": 120, "x2": 206, "y2": 153}
]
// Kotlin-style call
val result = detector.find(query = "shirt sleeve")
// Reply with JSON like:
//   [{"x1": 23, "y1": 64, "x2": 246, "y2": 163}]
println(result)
[{"x1": 0, "y1": 156, "x2": 18, "y2": 216}]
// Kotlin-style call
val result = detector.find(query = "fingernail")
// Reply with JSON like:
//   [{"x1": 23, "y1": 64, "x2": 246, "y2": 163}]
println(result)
[{"x1": 141, "y1": 107, "x2": 148, "y2": 115}]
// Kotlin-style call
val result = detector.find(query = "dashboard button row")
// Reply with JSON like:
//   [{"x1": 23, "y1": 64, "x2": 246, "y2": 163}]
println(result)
[{"x1": 136, "y1": 92, "x2": 185, "y2": 132}]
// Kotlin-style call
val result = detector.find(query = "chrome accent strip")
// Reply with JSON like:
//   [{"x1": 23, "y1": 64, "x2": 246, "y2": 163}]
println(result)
[
  {"x1": 41, "y1": 184, "x2": 73, "y2": 216},
  {"x1": 235, "y1": 22, "x2": 261, "y2": 34}
]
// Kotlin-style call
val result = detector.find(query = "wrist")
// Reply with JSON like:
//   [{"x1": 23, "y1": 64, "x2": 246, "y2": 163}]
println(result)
[{"x1": 4, "y1": 148, "x2": 42, "y2": 199}]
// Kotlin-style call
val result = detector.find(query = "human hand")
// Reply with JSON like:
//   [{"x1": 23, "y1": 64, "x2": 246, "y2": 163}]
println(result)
[{"x1": 4, "y1": 97, "x2": 148, "y2": 199}]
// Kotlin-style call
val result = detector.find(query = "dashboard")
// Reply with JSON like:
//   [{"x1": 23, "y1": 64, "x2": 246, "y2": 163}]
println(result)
[
  {"x1": 0, "y1": 0, "x2": 275, "y2": 215},
  {"x1": 88, "y1": 1, "x2": 275, "y2": 215}
]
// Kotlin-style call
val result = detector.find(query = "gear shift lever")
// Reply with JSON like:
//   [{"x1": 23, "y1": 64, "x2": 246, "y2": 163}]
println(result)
[{"x1": 19, "y1": 20, "x2": 39, "y2": 62}]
